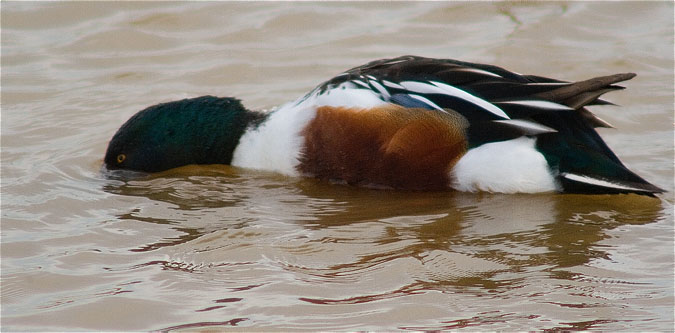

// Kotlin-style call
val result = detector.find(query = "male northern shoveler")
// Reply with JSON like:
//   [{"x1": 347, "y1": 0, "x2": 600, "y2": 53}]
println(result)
[{"x1": 104, "y1": 55, "x2": 664, "y2": 195}]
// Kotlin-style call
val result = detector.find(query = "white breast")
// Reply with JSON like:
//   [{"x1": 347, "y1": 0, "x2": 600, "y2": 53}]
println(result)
[
  {"x1": 232, "y1": 86, "x2": 387, "y2": 175},
  {"x1": 450, "y1": 136, "x2": 560, "y2": 193},
  {"x1": 231, "y1": 102, "x2": 317, "y2": 176}
]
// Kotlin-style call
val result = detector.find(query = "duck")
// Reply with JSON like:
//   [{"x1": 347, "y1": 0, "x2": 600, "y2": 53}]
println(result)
[{"x1": 104, "y1": 55, "x2": 664, "y2": 195}]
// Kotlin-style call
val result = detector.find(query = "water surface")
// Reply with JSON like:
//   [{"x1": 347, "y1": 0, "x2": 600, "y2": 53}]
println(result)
[{"x1": 2, "y1": 2, "x2": 673, "y2": 331}]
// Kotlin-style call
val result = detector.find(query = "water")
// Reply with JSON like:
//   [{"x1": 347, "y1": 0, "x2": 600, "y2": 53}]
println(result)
[{"x1": 2, "y1": 2, "x2": 673, "y2": 331}]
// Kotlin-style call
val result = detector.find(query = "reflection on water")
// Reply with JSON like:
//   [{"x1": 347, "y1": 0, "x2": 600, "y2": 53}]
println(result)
[
  {"x1": 93, "y1": 165, "x2": 670, "y2": 330},
  {"x1": 2, "y1": 1, "x2": 673, "y2": 331}
]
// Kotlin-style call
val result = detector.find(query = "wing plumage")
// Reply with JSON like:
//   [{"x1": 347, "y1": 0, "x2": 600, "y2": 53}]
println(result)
[
  {"x1": 299, "y1": 55, "x2": 662, "y2": 195},
  {"x1": 310, "y1": 56, "x2": 624, "y2": 126}
]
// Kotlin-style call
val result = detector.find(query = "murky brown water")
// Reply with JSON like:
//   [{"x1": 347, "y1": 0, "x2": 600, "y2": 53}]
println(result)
[{"x1": 2, "y1": 2, "x2": 674, "y2": 331}]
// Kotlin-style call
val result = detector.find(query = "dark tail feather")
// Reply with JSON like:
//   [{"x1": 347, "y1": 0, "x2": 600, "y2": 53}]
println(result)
[
  {"x1": 534, "y1": 73, "x2": 636, "y2": 129},
  {"x1": 534, "y1": 109, "x2": 665, "y2": 196},
  {"x1": 562, "y1": 87, "x2": 622, "y2": 109},
  {"x1": 534, "y1": 73, "x2": 636, "y2": 103},
  {"x1": 577, "y1": 107, "x2": 615, "y2": 128}
]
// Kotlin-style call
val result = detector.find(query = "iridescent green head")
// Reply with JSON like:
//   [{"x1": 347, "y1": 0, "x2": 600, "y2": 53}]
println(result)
[{"x1": 104, "y1": 96, "x2": 265, "y2": 172}]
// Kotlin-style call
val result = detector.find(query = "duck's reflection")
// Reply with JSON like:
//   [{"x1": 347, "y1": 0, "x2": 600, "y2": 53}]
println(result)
[{"x1": 102, "y1": 165, "x2": 665, "y2": 293}]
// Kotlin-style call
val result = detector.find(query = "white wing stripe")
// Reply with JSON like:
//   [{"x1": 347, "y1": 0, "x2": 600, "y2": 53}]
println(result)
[
  {"x1": 351, "y1": 80, "x2": 369, "y2": 88},
  {"x1": 381, "y1": 58, "x2": 410, "y2": 65},
  {"x1": 428, "y1": 81, "x2": 509, "y2": 119},
  {"x1": 493, "y1": 119, "x2": 557, "y2": 135},
  {"x1": 368, "y1": 80, "x2": 390, "y2": 100},
  {"x1": 382, "y1": 80, "x2": 405, "y2": 89},
  {"x1": 400, "y1": 81, "x2": 448, "y2": 95},
  {"x1": 406, "y1": 94, "x2": 446, "y2": 112},
  {"x1": 453, "y1": 67, "x2": 503, "y2": 78},
  {"x1": 497, "y1": 100, "x2": 573, "y2": 111},
  {"x1": 398, "y1": 80, "x2": 510, "y2": 119},
  {"x1": 561, "y1": 173, "x2": 648, "y2": 192}
]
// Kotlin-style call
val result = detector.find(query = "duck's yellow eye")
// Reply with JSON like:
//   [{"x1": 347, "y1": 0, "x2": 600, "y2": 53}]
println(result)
[{"x1": 116, "y1": 154, "x2": 126, "y2": 164}]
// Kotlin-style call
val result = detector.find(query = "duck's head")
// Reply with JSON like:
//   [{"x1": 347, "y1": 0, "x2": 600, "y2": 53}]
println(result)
[{"x1": 104, "y1": 96, "x2": 264, "y2": 173}]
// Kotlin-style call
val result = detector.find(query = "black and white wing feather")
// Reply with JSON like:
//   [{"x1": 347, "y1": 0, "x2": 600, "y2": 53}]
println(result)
[
  {"x1": 303, "y1": 55, "x2": 662, "y2": 194},
  {"x1": 313, "y1": 55, "x2": 627, "y2": 127}
]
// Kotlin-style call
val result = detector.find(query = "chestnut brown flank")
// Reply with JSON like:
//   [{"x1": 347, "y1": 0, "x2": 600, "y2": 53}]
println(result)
[{"x1": 299, "y1": 105, "x2": 468, "y2": 190}]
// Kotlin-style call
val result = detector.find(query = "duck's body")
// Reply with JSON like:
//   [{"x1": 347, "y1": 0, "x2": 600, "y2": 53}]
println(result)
[{"x1": 104, "y1": 56, "x2": 664, "y2": 195}]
